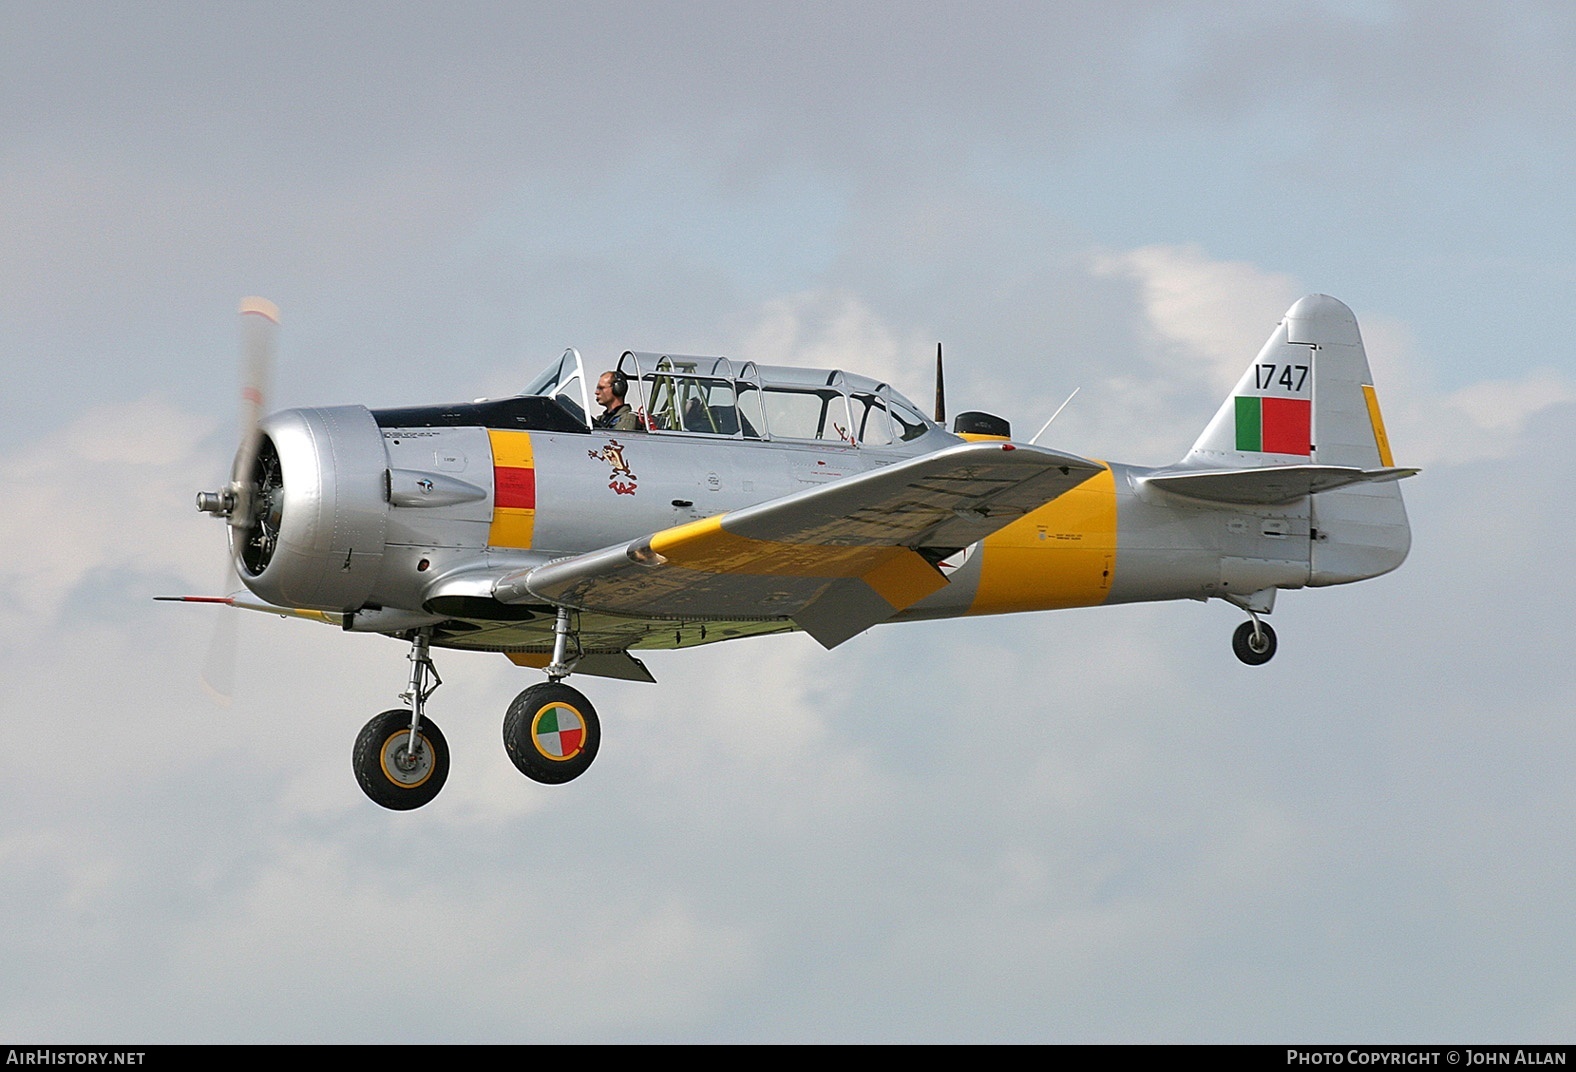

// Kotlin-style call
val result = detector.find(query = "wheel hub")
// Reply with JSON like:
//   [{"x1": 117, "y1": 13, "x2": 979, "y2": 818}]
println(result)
[{"x1": 380, "y1": 733, "x2": 433, "y2": 787}]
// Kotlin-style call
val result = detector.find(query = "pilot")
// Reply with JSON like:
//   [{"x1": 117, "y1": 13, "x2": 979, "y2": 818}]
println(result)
[{"x1": 592, "y1": 370, "x2": 641, "y2": 432}]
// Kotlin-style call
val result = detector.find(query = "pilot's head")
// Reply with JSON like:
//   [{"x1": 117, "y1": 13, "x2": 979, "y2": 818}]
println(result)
[{"x1": 595, "y1": 371, "x2": 627, "y2": 408}]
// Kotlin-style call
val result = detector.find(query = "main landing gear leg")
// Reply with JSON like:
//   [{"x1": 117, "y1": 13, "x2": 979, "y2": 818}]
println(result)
[
  {"x1": 353, "y1": 628, "x2": 451, "y2": 809},
  {"x1": 503, "y1": 607, "x2": 602, "y2": 784},
  {"x1": 546, "y1": 606, "x2": 575, "y2": 682}
]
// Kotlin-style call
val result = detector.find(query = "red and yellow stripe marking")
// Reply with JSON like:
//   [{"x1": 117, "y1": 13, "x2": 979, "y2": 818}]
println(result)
[
  {"x1": 488, "y1": 429, "x2": 536, "y2": 549},
  {"x1": 970, "y1": 463, "x2": 1118, "y2": 615}
]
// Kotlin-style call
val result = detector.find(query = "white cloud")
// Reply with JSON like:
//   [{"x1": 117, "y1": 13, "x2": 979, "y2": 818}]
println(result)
[
  {"x1": 0, "y1": 397, "x2": 219, "y2": 624},
  {"x1": 1445, "y1": 369, "x2": 1576, "y2": 433},
  {"x1": 1092, "y1": 244, "x2": 1303, "y2": 391},
  {"x1": 1038, "y1": 244, "x2": 1305, "y2": 464},
  {"x1": 1085, "y1": 243, "x2": 1576, "y2": 471},
  {"x1": 732, "y1": 290, "x2": 934, "y2": 393},
  {"x1": 1363, "y1": 324, "x2": 1576, "y2": 468},
  {"x1": 1414, "y1": 369, "x2": 1576, "y2": 465},
  {"x1": 3, "y1": 268, "x2": 1574, "y2": 1044},
  {"x1": 156, "y1": 840, "x2": 757, "y2": 1041},
  {"x1": 6, "y1": 4, "x2": 1576, "y2": 1037}
]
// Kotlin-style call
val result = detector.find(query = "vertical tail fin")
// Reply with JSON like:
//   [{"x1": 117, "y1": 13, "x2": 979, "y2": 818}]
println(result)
[{"x1": 1185, "y1": 294, "x2": 1412, "y2": 584}]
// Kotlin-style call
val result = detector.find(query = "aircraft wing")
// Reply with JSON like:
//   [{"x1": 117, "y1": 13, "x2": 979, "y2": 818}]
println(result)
[{"x1": 503, "y1": 441, "x2": 1103, "y2": 648}]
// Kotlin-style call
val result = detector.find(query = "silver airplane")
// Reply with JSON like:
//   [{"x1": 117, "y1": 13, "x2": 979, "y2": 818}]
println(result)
[{"x1": 167, "y1": 294, "x2": 1416, "y2": 810}]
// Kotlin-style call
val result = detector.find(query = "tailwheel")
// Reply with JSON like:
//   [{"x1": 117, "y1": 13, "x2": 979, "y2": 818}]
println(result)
[
  {"x1": 503, "y1": 682, "x2": 600, "y2": 784},
  {"x1": 1232, "y1": 620, "x2": 1277, "y2": 666},
  {"x1": 353, "y1": 708, "x2": 450, "y2": 810}
]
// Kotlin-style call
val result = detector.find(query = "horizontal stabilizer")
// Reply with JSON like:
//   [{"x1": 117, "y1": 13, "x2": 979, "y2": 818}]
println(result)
[{"x1": 1140, "y1": 464, "x2": 1419, "y2": 505}]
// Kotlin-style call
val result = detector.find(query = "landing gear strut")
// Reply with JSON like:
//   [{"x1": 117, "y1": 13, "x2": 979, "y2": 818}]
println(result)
[
  {"x1": 350, "y1": 610, "x2": 605, "y2": 806},
  {"x1": 1232, "y1": 617, "x2": 1277, "y2": 666},
  {"x1": 353, "y1": 629, "x2": 451, "y2": 809}
]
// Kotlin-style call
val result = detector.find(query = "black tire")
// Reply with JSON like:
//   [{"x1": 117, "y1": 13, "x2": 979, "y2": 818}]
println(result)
[
  {"x1": 503, "y1": 683, "x2": 600, "y2": 784},
  {"x1": 1232, "y1": 620, "x2": 1278, "y2": 666},
  {"x1": 353, "y1": 708, "x2": 450, "y2": 810}
]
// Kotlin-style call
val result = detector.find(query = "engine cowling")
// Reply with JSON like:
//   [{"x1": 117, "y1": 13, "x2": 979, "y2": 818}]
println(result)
[{"x1": 231, "y1": 405, "x2": 390, "y2": 611}]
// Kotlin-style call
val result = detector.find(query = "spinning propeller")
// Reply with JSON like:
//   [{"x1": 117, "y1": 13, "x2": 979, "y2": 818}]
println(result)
[
  {"x1": 181, "y1": 297, "x2": 280, "y2": 701},
  {"x1": 196, "y1": 297, "x2": 278, "y2": 533}
]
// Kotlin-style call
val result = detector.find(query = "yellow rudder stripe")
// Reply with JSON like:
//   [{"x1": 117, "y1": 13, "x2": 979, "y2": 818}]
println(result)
[{"x1": 1361, "y1": 384, "x2": 1395, "y2": 467}]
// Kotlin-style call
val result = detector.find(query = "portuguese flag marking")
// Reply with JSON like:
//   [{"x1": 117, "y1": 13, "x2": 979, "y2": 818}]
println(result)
[
  {"x1": 534, "y1": 704, "x2": 585, "y2": 760},
  {"x1": 1235, "y1": 396, "x2": 1311, "y2": 456}
]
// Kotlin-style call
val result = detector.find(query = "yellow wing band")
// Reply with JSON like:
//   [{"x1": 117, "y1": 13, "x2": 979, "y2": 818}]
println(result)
[{"x1": 649, "y1": 516, "x2": 946, "y2": 611}]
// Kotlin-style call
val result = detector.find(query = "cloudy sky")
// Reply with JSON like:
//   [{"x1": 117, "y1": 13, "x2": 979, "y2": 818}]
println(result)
[{"x1": 3, "y1": 0, "x2": 1574, "y2": 1042}]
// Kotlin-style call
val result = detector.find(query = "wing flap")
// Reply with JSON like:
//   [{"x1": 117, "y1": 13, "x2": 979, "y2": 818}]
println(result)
[{"x1": 505, "y1": 650, "x2": 657, "y2": 683}]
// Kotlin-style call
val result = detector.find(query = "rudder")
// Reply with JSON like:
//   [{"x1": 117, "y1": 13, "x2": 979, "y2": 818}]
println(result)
[{"x1": 1185, "y1": 294, "x2": 1412, "y2": 585}]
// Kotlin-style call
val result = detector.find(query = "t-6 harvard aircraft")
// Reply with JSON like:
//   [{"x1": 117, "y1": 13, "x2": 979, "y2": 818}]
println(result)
[{"x1": 167, "y1": 294, "x2": 1415, "y2": 809}]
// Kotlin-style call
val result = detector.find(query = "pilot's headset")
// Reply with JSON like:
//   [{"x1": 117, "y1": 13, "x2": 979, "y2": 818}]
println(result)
[{"x1": 609, "y1": 370, "x2": 629, "y2": 401}]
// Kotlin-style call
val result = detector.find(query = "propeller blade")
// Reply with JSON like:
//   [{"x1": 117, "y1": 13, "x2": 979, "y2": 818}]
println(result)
[
  {"x1": 155, "y1": 590, "x2": 240, "y2": 705},
  {"x1": 230, "y1": 297, "x2": 279, "y2": 531},
  {"x1": 200, "y1": 591, "x2": 239, "y2": 706},
  {"x1": 206, "y1": 296, "x2": 276, "y2": 704}
]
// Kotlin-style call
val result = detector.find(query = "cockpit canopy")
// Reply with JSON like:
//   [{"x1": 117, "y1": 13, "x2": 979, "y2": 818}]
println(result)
[{"x1": 524, "y1": 348, "x2": 938, "y2": 447}]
